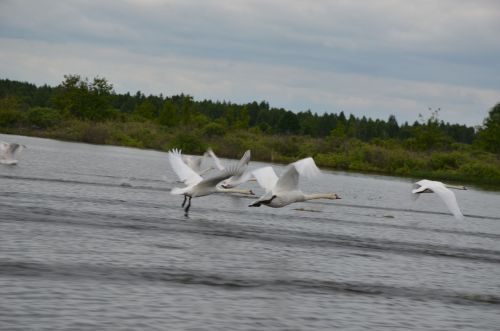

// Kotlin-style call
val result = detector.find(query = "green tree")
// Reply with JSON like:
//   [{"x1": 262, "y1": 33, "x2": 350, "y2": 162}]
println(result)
[
  {"x1": 476, "y1": 103, "x2": 500, "y2": 154},
  {"x1": 27, "y1": 107, "x2": 63, "y2": 128},
  {"x1": 158, "y1": 100, "x2": 179, "y2": 126},
  {"x1": 0, "y1": 95, "x2": 25, "y2": 127},
  {"x1": 53, "y1": 74, "x2": 116, "y2": 121}
]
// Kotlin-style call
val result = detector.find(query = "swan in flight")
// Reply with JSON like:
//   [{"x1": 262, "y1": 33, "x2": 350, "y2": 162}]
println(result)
[
  {"x1": 207, "y1": 148, "x2": 253, "y2": 188},
  {"x1": 0, "y1": 141, "x2": 25, "y2": 165},
  {"x1": 168, "y1": 149, "x2": 254, "y2": 216},
  {"x1": 249, "y1": 157, "x2": 340, "y2": 208},
  {"x1": 412, "y1": 179, "x2": 466, "y2": 220}
]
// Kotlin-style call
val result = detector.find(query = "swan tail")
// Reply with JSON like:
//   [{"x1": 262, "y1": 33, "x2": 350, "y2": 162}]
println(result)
[{"x1": 171, "y1": 187, "x2": 188, "y2": 195}]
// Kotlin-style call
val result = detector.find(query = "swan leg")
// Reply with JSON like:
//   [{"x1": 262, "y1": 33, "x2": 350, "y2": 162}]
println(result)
[
  {"x1": 181, "y1": 195, "x2": 187, "y2": 207},
  {"x1": 184, "y1": 197, "x2": 192, "y2": 217}
]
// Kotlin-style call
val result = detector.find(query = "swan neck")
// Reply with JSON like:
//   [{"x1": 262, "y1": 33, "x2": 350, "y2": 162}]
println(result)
[
  {"x1": 304, "y1": 193, "x2": 338, "y2": 200},
  {"x1": 445, "y1": 184, "x2": 466, "y2": 190},
  {"x1": 218, "y1": 187, "x2": 252, "y2": 195}
]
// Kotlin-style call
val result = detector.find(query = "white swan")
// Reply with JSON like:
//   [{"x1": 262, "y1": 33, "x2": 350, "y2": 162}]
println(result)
[
  {"x1": 249, "y1": 157, "x2": 340, "y2": 208},
  {"x1": 0, "y1": 141, "x2": 25, "y2": 165},
  {"x1": 207, "y1": 148, "x2": 254, "y2": 188},
  {"x1": 168, "y1": 149, "x2": 254, "y2": 216},
  {"x1": 412, "y1": 179, "x2": 466, "y2": 220}
]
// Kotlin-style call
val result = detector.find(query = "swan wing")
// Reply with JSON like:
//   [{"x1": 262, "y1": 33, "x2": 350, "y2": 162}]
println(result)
[
  {"x1": 8, "y1": 143, "x2": 22, "y2": 156},
  {"x1": 292, "y1": 157, "x2": 321, "y2": 178},
  {"x1": 429, "y1": 183, "x2": 464, "y2": 220},
  {"x1": 274, "y1": 157, "x2": 321, "y2": 193},
  {"x1": 223, "y1": 170, "x2": 254, "y2": 187},
  {"x1": 0, "y1": 142, "x2": 9, "y2": 157},
  {"x1": 196, "y1": 163, "x2": 245, "y2": 190},
  {"x1": 237, "y1": 150, "x2": 251, "y2": 168},
  {"x1": 168, "y1": 149, "x2": 203, "y2": 186},
  {"x1": 275, "y1": 165, "x2": 300, "y2": 193},
  {"x1": 251, "y1": 166, "x2": 279, "y2": 192},
  {"x1": 207, "y1": 148, "x2": 225, "y2": 171}
]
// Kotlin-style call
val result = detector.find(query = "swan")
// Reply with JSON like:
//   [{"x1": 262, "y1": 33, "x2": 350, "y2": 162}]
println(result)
[
  {"x1": 0, "y1": 141, "x2": 25, "y2": 165},
  {"x1": 412, "y1": 179, "x2": 466, "y2": 220},
  {"x1": 207, "y1": 148, "x2": 254, "y2": 188},
  {"x1": 168, "y1": 149, "x2": 254, "y2": 216},
  {"x1": 249, "y1": 157, "x2": 340, "y2": 208}
]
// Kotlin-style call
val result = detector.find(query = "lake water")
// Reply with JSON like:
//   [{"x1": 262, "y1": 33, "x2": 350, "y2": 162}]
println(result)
[{"x1": 1, "y1": 133, "x2": 499, "y2": 330}]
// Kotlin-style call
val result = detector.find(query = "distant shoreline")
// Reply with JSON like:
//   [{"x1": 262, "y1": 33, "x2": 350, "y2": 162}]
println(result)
[{"x1": 2, "y1": 129, "x2": 499, "y2": 192}]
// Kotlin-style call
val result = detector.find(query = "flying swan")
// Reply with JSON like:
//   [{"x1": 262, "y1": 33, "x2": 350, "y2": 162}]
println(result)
[
  {"x1": 0, "y1": 141, "x2": 25, "y2": 165},
  {"x1": 249, "y1": 157, "x2": 340, "y2": 208},
  {"x1": 412, "y1": 179, "x2": 466, "y2": 220},
  {"x1": 168, "y1": 149, "x2": 254, "y2": 216}
]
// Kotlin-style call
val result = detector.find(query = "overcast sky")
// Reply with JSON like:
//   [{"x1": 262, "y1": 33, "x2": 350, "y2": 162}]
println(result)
[{"x1": 1, "y1": 0, "x2": 499, "y2": 126}]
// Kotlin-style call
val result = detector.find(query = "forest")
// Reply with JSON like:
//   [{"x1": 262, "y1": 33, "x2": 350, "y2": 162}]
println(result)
[{"x1": 1, "y1": 75, "x2": 499, "y2": 188}]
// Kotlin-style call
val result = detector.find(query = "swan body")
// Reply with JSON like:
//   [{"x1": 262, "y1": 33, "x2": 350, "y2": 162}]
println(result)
[
  {"x1": 0, "y1": 141, "x2": 24, "y2": 165},
  {"x1": 412, "y1": 179, "x2": 466, "y2": 220},
  {"x1": 168, "y1": 149, "x2": 254, "y2": 216},
  {"x1": 207, "y1": 148, "x2": 253, "y2": 188},
  {"x1": 249, "y1": 157, "x2": 340, "y2": 208}
]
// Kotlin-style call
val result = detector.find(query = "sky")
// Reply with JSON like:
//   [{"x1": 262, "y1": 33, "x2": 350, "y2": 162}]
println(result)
[{"x1": 1, "y1": 0, "x2": 499, "y2": 126}]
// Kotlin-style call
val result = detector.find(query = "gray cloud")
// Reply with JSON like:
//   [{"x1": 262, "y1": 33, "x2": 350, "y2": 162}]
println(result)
[{"x1": 1, "y1": 0, "x2": 499, "y2": 125}]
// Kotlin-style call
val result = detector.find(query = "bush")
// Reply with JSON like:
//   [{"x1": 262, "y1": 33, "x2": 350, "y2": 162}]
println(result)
[
  {"x1": 0, "y1": 108, "x2": 24, "y2": 127},
  {"x1": 202, "y1": 122, "x2": 226, "y2": 137},
  {"x1": 169, "y1": 131, "x2": 206, "y2": 154},
  {"x1": 27, "y1": 107, "x2": 63, "y2": 128},
  {"x1": 427, "y1": 152, "x2": 464, "y2": 170}
]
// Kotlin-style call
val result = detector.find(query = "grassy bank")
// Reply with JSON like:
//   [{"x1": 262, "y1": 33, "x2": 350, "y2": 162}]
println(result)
[{"x1": 3, "y1": 119, "x2": 500, "y2": 190}]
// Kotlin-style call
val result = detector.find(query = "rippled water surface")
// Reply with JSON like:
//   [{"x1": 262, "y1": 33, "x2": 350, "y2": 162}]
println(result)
[{"x1": 1, "y1": 133, "x2": 500, "y2": 330}]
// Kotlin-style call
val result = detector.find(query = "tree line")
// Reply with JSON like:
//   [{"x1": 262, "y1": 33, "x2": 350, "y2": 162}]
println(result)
[{"x1": 0, "y1": 74, "x2": 499, "y2": 156}]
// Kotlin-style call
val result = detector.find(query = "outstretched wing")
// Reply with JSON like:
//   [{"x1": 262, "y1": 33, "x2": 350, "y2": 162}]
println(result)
[
  {"x1": 429, "y1": 183, "x2": 464, "y2": 220},
  {"x1": 292, "y1": 157, "x2": 321, "y2": 178},
  {"x1": 237, "y1": 150, "x2": 251, "y2": 168},
  {"x1": 0, "y1": 142, "x2": 9, "y2": 156},
  {"x1": 275, "y1": 165, "x2": 300, "y2": 193},
  {"x1": 252, "y1": 166, "x2": 279, "y2": 192},
  {"x1": 207, "y1": 148, "x2": 225, "y2": 171},
  {"x1": 8, "y1": 143, "x2": 22, "y2": 156},
  {"x1": 168, "y1": 149, "x2": 203, "y2": 186},
  {"x1": 196, "y1": 163, "x2": 245, "y2": 190},
  {"x1": 274, "y1": 157, "x2": 321, "y2": 193}
]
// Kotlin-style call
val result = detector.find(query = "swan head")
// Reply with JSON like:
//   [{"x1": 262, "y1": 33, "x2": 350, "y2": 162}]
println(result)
[
  {"x1": 326, "y1": 193, "x2": 341, "y2": 200},
  {"x1": 220, "y1": 181, "x2": 233, "y2": 189},
  {"x1": 445, "y1": 184, "x2": 467, "y2": 190}
]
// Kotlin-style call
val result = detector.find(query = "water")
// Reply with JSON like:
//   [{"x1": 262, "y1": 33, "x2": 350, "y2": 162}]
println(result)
[{"x1": 1, "y1": 133, "x2": 500, "y2": 330}]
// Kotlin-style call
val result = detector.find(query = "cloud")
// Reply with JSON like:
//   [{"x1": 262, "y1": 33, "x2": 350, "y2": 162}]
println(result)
[{"x1": 1, "y1": 0, "x2": 499, "y2": 125}]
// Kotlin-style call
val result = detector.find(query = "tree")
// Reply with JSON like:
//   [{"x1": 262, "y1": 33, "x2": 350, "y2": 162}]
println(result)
[
  {"x1": 53, "y1": 74, "x2": 116, "y2": 121},
  {"x1": 387, "y1": 115, "x2": 399, "y2": 138},
  {"x1": 0, "y1": 95, "x2": 26, "y2": 127},
  {"x1": 476, "y1": 103, "x2": 500, "y2": 154},
  {"x1": 158, "y1": 100, "x2": 179, "y2": 126}
]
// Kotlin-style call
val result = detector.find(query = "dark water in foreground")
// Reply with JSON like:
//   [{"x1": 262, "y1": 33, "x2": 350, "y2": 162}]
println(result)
[{"x1": 1, "y1": 134, "x2": 500, "y2": 330}]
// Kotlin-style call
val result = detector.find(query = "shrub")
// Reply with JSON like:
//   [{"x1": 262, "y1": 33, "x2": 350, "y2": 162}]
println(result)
[{"x1": 27, "y1": 107, "x2": 63, "y2": 128}]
